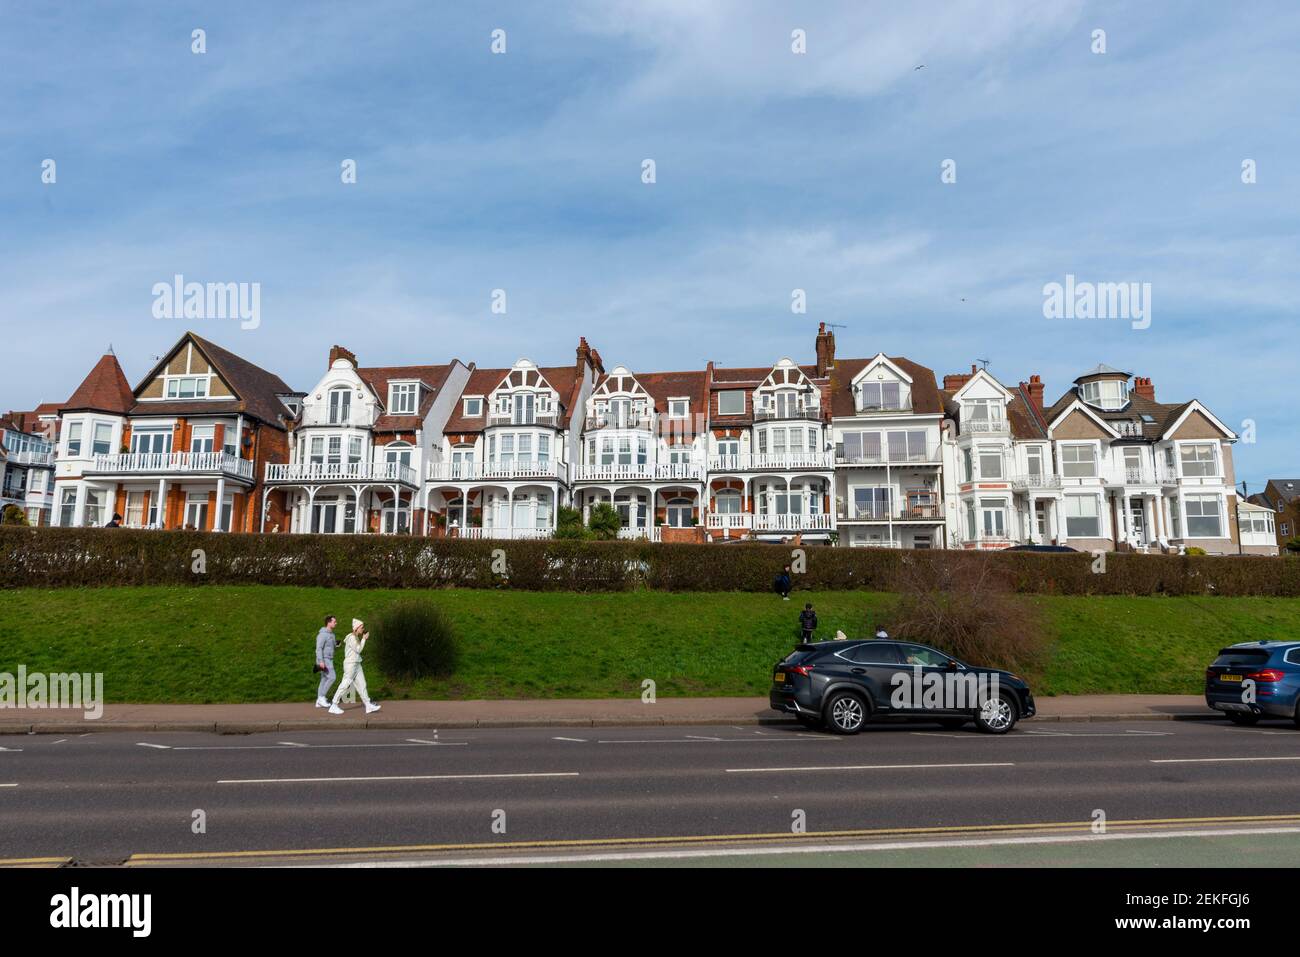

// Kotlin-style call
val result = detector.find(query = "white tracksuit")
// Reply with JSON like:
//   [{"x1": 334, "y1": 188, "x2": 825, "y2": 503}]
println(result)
[{"x1": 332, "y1": 634, "x2": 371, "y2": 706}]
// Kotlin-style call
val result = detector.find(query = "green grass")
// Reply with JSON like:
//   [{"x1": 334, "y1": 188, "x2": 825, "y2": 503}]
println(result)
[{"x1": 2, "y1": 586, "x2": 1297, "y2": 703}]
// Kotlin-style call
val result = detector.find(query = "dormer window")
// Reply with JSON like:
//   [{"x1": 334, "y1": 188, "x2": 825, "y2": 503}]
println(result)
[
  {"x1": 463, "y1": 397, "x2": 483, "y2": 417},
  {"x1": 1080, "y1": 379, "x2": 1128, "y2": 410},
  {"x1": 389, "y1": 382, "x2": 418, "y2": 415},
  {"x1": 967, "y1": 399, "x2": 1002, "y2": 425},
  {"x1": 668, "y1": 398, "x2": 689, "y2": 418},
  {"x1": 859, "y1": 381, "x2": 902, "y2": 411},
  {"x1": 718, "y1": 391, "x2": 745, "y2": 415}
]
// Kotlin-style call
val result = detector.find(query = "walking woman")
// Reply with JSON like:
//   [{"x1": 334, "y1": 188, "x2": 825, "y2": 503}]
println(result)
[{"x1": 329, "y1": 618, "x2": 381, "y2": 715}]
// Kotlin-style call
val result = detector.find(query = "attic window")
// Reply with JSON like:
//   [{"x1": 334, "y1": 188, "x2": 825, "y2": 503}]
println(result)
[
  {"x1": 668, "y1": 398, "x2": 689, "y2": 417},
  {"x1": 166, "y1": 376, "x2": 209, "y2": 399},
  {"x1": 463, "y1": 397, "x2": 483, "y2": 417},
  {"x1": 389, "y1": 382, "x2": 418, "y2": 415},
  {"x1": 1080, "y1": 379, "x2": 1128, "y2": 410},
  {"x1": 1140, "y1": 414, "x2": 1155, "y2": 423}
]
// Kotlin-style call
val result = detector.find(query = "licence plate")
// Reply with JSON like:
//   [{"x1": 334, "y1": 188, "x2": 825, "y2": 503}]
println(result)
[
  {"x1": 1220, "y1": 674, "x2": 1242, "y2": 683},
  {"x1": 773, "y1": 673, "x2": 785, "y2": 683}
]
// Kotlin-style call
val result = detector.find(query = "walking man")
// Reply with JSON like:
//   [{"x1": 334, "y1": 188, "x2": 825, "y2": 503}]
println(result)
[
  {"x1": 330, "y1": 618, "x2": 381, "y2": 715},
  {"x1": 314, "y1": 615, "x2": 338, "y2": 708},
  {"x1": 798, "y1": 602, "x2": 818, "y2": 644}
]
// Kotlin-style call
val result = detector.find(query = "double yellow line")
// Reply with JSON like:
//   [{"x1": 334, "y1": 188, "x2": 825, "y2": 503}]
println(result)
[{"x1": 103, "y1": 811, "x2": 1300, "y2": 865}]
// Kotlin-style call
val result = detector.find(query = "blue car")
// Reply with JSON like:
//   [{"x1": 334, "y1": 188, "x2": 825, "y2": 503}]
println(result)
[{"x1": 1205, "y1": 640, "x2": 1300, "y2": 726}]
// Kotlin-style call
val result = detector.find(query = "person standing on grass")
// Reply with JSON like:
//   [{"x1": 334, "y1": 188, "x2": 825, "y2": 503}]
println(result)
[
  {"x1": 773, "y1": 564, "x2": 792, "y2": 601},
  {"x1": 798, "y1": 602, "x2": 818, "y2": 644},
  {"x1": 330, "y1": 618, "x2": 381, "y2": 715},
  {"x1": 314, "y1": 615, "x2": 338, "y2": 708}
]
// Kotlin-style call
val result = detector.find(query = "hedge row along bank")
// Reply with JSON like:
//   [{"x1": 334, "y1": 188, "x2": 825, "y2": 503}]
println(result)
[{"x1": 3, "y1": 527, "x2": 1298, "y2": 596}]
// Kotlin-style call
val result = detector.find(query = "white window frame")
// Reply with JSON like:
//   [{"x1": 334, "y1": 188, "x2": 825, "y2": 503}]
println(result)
[
  {"x1": 717, "y1": 391, "x2": 745, "y2": 416},
  {"x1": 388, "y1": 382, "x2": 418, "y2": 416}
]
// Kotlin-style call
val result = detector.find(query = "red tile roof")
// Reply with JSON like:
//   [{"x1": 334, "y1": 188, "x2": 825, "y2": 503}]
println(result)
[
  {"x1": 61, "y1": 353, "x2": 135, "y2": 415},
  {"x1": 357, "y1": 362, "x2": 458, "y2": 433},
  {"x1": 828, "y1": 356, "x2": 942, "y2": 417}
]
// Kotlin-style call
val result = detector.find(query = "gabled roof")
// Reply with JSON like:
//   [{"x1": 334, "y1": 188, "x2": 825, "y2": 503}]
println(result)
[
  {"x1": 1160, "y1": 400, "x2": 1236, "y2": 441},
  {"x1": 442, "y1": 363, "x2": 585, "y2": 434},
  {"x1": 128, "y1": 333, "x2": 295, "y2": 430},
  {"x1": 356, "y1": 362, "x2": 459, "y2": 433},
  {"x1": 1043, "y1": 387, "x2": 1197, "y2": 441},
  {"x1": 827, "y1": 355, "x2": 942, "y2": 417},
  {"x1": 61, "y1": 353, "x2": 135, "y2": 415},
  {"x1": 1046, "y1": 397, "x2": 1121, "y2": 439}
]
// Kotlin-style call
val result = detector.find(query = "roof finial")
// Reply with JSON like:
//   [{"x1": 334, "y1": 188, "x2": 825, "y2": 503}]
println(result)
[{"x1": 107, "y1": 343, "x2": 115, "y2": 356}]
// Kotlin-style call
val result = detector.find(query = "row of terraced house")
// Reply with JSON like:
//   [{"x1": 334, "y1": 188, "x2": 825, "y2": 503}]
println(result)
[{"x1": 0, "y1": 324, "x2": 1276, "y2": 555}]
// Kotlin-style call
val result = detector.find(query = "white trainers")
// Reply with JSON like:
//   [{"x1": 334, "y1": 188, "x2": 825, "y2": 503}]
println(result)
[
  {"x1": 328, "y1": 704, "x2": 344, "y2": 715},
  {"x1": 364, "y1": 702, "x2": 381, "y2": 714},
  {"x1": 315, "y1": 697, "x2": 329, "y2": 708}
]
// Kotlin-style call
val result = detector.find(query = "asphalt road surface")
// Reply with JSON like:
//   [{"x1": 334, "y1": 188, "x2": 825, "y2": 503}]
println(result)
[{"x1": 3, "y1": 718, "x2": 1300, "y2": 866}]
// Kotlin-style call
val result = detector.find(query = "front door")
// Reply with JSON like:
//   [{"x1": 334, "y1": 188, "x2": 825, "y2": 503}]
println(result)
[{"x1": 1129, "y1": 498, "x2": 1146, "y2": 544}]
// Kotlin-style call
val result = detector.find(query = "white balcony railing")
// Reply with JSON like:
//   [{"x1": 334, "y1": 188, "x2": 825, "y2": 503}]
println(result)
[
  {"x1": 266, "y1": 461, "x2": 417, "y2": 485},
  {"x1": 617, "y1": 526, "x2": 662, "y2": 541},
  {"x1": 708, "y1": 452, "x2": 834, "y2": 472},
  {"x1": 964, "y1": 419, "x2": 1009, "y2": 435},
  {"x1": 706, "y1": 513, "x2": 753, "y2": 529},
  {"x1": 753, "y1": 512, "x2": 834, "y2": 531},
  {"x1": 752, "y1": 407, "x2": 822, "y2": 422},
  {"x1": 6, "y1": 449, "x2": 55, "y2": 467},
  {"x1": 427, "y1": 460, "x2": 560, "y2": 482},
  {"x1": 1010, "y1": 474, "x2": 1063, "y2": 490},
  {"x1": 583, "y1": 414, "x2": 655, "y2": 431},
  {"x1": 834, "y1": 445, "x2": 941, "y2": 466},
  {"x1": 486, "y1": 413, "x2": 561, "y2": 428},
  {"x1": 454, "y1": 526, "x2": 553, "y2": 540},
  {"x1": 93, "y1": 452, "x2": 254, "y2": 480},
  {"x1": 572, "y1": 463, "x2": 704, "y2": 482},
  {"x1": 837, "y1": 504, "x2": 943, "y2": 522}
]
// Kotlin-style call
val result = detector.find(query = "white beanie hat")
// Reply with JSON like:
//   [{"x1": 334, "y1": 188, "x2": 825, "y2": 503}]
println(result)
[{"x1": 352, "y1": 618, "x2": 364, "y2": 631}]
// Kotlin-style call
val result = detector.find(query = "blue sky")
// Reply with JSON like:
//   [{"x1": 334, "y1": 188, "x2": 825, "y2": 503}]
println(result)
[{"x1": 2, "y1": 0, "x2": 1297, "y2": 487}]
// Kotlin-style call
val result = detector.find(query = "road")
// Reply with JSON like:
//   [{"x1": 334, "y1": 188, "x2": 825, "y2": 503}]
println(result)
[{"x1": 3, "y1": 718, "x2": 1300, "y2": 866}]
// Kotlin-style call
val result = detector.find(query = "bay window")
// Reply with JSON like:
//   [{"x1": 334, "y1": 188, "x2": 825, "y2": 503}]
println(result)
[
  {"x1": 1179, "y1": 443, "x2": 1217, "y2": 478},
  {"x1": 1184, "y1": 495, "x2": 1222, "y2": 537},
  {"x1": 92, "y1": 422, "x2": 113, "y2": 456},
  {"x1": 1061, "y1": 444, "x2": 1098, "y2": 478},
  {"x1": 1064, "y1": 494, "x2": 1101, "y2": 537},
  {"x1": 66, "y1": 422, "x2": 83, "y2": 456},
  {"x1": 978, "y1": 447, "x2": 1003, "y2": 479}
]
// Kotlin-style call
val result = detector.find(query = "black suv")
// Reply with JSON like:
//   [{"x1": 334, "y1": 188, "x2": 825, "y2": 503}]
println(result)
[{"x1": 769, "y1": 638, "x2": 1035, "y2": 735}]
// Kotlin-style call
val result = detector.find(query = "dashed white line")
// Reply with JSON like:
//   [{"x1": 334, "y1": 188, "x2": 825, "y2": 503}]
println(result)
[
  {"x1": 726, "y1": 762, "x2": 1015, "y2": 774},
  {"x1": 218, "y1": 771, "x2": 579, "y2": 785},
  {"x1": 552, "y1": 737, "x2": 588, "y2": 743}
]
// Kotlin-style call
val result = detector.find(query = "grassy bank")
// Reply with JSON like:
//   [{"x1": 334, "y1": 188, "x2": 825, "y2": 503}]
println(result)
[{"x1": 3, "y1": 587, "x2": 1295, "y2": 703}]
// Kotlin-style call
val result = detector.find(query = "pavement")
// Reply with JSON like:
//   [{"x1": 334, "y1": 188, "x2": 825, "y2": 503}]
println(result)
[
  {"x1": 3, "y1": 718, "x2": 1299, "y2": 866},
  {"x1": 0, "y1": 693, "x2": 1217, "y2": 734}
]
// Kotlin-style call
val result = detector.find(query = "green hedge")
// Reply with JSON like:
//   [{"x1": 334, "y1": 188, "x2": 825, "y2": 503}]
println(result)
[{"x1": 3, "y1": 526, "x2": 1298, "y2": 596}]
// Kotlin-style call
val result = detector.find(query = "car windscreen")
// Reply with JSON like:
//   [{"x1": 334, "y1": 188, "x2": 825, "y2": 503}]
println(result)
[{"x1": 1212, "y1": 649, "x2": 1271, "y2": 667}]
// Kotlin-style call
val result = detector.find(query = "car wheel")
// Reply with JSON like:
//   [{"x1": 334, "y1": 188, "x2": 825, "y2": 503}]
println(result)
[
  {"x1": 1228, "y1": 712, "x2": 1260, "y2": 726},
  {"x1": 796, "y1": 714, "x2": 823, "y2": 731},
  {"x1": 938, "y1": 718, "x2": 967, "y2": 730},
  {"x1": 823, "y1": 691, "x2": 868, "y2": 735},
  {"x1": 974, "y1": 693, "x2": 1018, "y2": 734}
]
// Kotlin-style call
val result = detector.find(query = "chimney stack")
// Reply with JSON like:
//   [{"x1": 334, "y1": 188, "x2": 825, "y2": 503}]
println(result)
[
  {"x1": 1019, "y1": 374, "x2": 1045, "y2": 411},
  {"x1": 943, "y1": 368, "x2": 975, "y2": 391},
  {"x1": 328, "y1": 345, "x2": 358, "y2": 368},
  {"x1": 1133, "y1": 376, "x2": 1155, "y2": 401},
  {"x1": 814, "y1": 322, "x2": 836, "y2": 376}
]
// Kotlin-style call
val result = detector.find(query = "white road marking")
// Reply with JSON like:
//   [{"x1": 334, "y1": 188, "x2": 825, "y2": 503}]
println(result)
[
  {"x1": 552, "y1": 737, "x2": 588, "y2": 743},
  {"x1": 909, "y1": 732, "x2": 969, "y2": 738},
  {"x1": 51, "y1": 739, "x2": 67, "y2": 745},
  {"x1": 278, "y1": 742, "x2": 309, "y2": 747},
  {"x1": 136, "y1": 741, "x2": 464, "y2": 751},
  {"x1": 406, "y1": 738, "x2": 439, "y2": 745},
  {"x1": 1152, "y1": 756, "x2": 1300, "y2": 765},
  {"x1": 332, "y1": 824, "x2": 1300, "y2": 868},
  {"x1": 218, "y1": 771, "x2": 579, "y2": 785},
  {"x1": 1023, "y1": 730, "x2": 1172, "y2": 737},
  {"x1": 596, "y1": 737, "x2": 837, "y2": 744},
  {"x1": 726, "y1": 762, "x2": 1015, "y2": 773},
  {"x1": 0, "y1": 747, "x2": 24, "y2": 752},
  {"x1": 0, "y1": 783, "x2": 16, "y2": 789},
  {"x1": 136, "y1": 743, "x2": 170, "y2": 750}
]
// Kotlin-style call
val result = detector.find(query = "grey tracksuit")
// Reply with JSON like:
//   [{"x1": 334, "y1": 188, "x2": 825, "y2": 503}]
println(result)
[{"x1": 315, "y1": 627, "x2": 338, "y2": 699}]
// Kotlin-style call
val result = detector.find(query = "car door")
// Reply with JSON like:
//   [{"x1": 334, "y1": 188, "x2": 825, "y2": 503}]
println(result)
[
  {"x1": 895, "y1": 643, "x2": 965, "y2": 715},
  {"x1": 837, "y1": 641, "x2": 905, "y2": 711}
]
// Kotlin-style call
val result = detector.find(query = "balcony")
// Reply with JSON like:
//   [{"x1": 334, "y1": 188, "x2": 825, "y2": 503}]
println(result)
[
  {"x1": 703, "y1": 512, "x2": 833, "y2": 531},
  {"x1": 266, "y1": 461, "x2": 417, "y2": 486},
  {"x1": 835, "y1": 445, "x2": 941, "y2": 466},
  {"x1": 708, "y1": 452, "x2": 834, "y2": 472},
  {"x1": 964, "y1": 419, "x2": 1009, "y2": 435},
  {"x1": 426, "y1": 460, "x2": 561, "y2": 482},
  {"x1": 6, "y1": 449, "x2": 54, "y2": 467},
  {"x1": 487, "y1": 413, "x2": 562, "y2": 428},
  {"x1": 453, "y1": 526, "x2": 554, "y2": 540},
  {"x1": 753, "y1": 406, "x2": 822, "y2": 422},
  {"x1": 617, "y1": 526, "x2": 662, "y2": 541},
  {"x1": 705, "y1": 512, "x2": 752, "y2": 530},
  {"x1": 572, "y1": 463, "x2": 704, "y2": 482},
  {"x1": 583, "y1": 414, "x2": 654, "y2": 431},
  {"x1": 1010, "y1": 474, "x2": 1064, "y2": 490},
  {"x1": 91, "y1": 452, "x2": 255, "y2": 481},
  {"x1": 837, "y1": 503, "x2": 943, "y2": 522}
]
